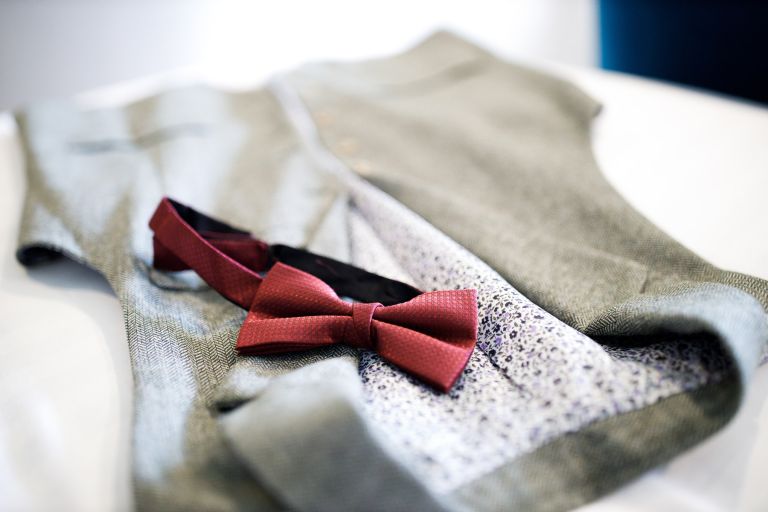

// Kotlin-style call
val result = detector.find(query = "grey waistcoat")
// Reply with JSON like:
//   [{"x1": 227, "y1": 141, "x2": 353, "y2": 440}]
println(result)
[{"x1": 15, "y1": 31, "x2": 767, "y2": 512}]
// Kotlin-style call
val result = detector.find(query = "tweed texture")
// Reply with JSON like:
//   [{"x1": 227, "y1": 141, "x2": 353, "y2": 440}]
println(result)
[
  {"x1": 15, "y1": 87, "x2": 356, "y2": 511},
  {"x1": 13, "y1": 31, "x2": 768, "y2": 512},
  {"x1": 288, "y1": 31, "x2": 768, "y2": 354}
]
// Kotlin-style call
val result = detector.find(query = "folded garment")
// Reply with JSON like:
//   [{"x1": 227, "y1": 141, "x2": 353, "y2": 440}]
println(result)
[
  {"x1": 14, "y1": 31, "x2": 767, "y2": 512},
  {"x1": 287, "y1": 31, "x2": 768, "y2": 340}
]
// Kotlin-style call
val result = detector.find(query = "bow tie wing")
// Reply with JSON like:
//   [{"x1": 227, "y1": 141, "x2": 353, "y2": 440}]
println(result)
[
  {"x1": 372, "y1": 290, "x2": 478, "y2": 392},
  {"x1": 236, "y1": 263, "x2": 353, "y2": 354},
  {"x1": 373, "y1": 323, "x2": 476, "y2": 392},
  {"x1": 236, "y1": 314, "x2": 350, "y2": 354},
  {"x1": 250, "y1": 263, "x2": 351, "y2": 317},
  {"x1": 373, "y1": 289, "x2": 478, "y2": 344}
]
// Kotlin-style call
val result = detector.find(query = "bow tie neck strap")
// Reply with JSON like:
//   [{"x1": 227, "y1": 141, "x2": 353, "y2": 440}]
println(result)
[
  {"x1": 154, "y1": 233, "x2": 270, "y2": 275},
  {"x1": 152, "y1": 197, "x2": 270, "y2": 274},
  {"x1": 149, "y1": 198, "x2": 263, "y2": 309},
  {"x1": 150, "y1": 198, "x2": 424, "y2": 306}
]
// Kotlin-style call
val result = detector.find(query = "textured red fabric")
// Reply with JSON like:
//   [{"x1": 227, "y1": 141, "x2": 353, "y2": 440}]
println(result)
[
  {"x1": 154, "y1": 231, "x2": 271, "y2": 275},
  {"x1": 149, "y1": 199, "x2": 264, "y2": 309},
  {"x1": 149, "y1": 197, "x2": 478, "y2": 392}
]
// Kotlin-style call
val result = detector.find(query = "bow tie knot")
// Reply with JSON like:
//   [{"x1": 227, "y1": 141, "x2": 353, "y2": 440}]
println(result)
[{"x1": 348, "y1": 302, "x2": 382, "y2": 350}]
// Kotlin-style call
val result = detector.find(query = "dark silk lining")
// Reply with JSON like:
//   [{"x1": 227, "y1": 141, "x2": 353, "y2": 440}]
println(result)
[
  {"x1": 269, "y1": 244, "x2": 422, "y2": 306},
  {"x1": 168, "y1": 198, "x2": 251, "y2": 236}
]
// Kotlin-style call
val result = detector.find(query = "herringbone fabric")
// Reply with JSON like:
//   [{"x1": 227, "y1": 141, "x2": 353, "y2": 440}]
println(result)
[{"x1": 289, "y1": 31, "x2": 768, "y2": 342}]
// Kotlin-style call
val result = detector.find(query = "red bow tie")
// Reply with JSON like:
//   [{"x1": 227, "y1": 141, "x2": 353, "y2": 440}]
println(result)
[
  {"x1": 149, "y1": 198, "x2": 478, "y2": 392},
  {"x1": 240, "y1": 262, "x2": 477, "y2": 391}
]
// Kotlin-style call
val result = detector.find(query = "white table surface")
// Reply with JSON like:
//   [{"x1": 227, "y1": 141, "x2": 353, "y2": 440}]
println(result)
[{"x1": 1, "y1": 51, "x2": 767, "y2": 512}]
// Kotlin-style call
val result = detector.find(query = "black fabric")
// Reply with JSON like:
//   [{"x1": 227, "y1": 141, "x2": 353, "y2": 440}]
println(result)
[
  {"x1": 16, "y1": 245, "x2": 63, "y2": 266},
  {"x1": 269, "y1": 244, "x2": 422, "y2": 306},
  {"x1": 169, "y1": 198, "x2": 251, "y2": 236}
]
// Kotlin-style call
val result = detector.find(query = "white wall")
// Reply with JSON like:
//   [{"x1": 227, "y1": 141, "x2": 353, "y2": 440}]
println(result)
[{"x1": 0, "y1": 0, "x2": 597, "y2": 108}]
